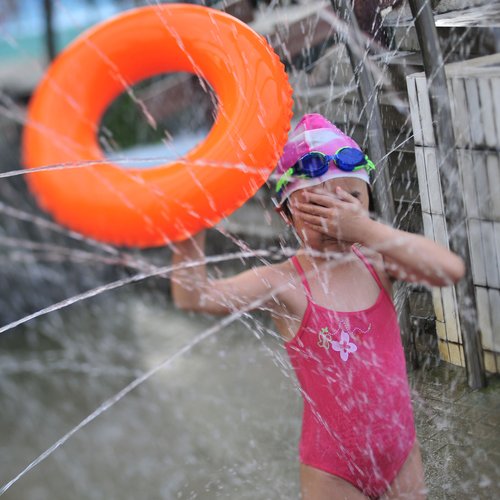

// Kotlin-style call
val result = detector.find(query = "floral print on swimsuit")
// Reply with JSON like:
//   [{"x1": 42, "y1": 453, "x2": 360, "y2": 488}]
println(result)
[{"x1": 317, "y1": 321, "x2": 371, "y2": 362}]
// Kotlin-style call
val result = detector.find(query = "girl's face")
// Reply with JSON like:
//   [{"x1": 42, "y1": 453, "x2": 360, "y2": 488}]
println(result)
[{"x1": 286, "y1": 177, "x2": 370, "y2": 249}]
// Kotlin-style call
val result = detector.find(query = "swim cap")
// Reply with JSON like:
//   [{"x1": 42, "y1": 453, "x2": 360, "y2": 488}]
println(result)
[{"x1": 274, "y1": 114, "x2": 373, "y2": 206}]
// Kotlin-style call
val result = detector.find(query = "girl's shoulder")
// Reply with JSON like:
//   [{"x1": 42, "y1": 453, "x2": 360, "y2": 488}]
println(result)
[
  {"x1": 223, "y1": 259, "x2": 299, "y2": 317},
  {"x1": 353, "y1": 242, "x2": 383, "y2": 263},
  {"x1": 353, "y1": 244, "x2": 394, "y2": 293},
  {"x1": 247, "y1": 258, "x2": 303, "y2": 304},
  {"x1": 250, "y1": 258, "x2": 297, "y2": 285}
]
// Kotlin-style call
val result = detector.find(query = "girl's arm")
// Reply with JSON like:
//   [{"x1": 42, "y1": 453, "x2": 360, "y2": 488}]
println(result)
[
  {"x1": 171, "y1": 231, "x2": 281, "y2": 315},
  {"x1": 358, "y1": 217, "x2": 465, "y2": 286},
  {"x1": 294, "y1": 187, "x2": 465, "y2": 286}
]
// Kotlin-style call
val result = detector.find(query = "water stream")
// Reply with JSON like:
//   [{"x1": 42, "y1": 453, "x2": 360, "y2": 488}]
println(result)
[{"x1": 0, "y1": 1, "x2": 499, "y2": 498}]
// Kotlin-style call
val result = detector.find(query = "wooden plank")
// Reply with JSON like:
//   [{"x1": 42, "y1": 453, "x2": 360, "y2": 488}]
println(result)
[
  {"x1": 436, "y1": 320, "x2": 447, "y2": 342},
  {"x1": 468, "y1": 218, "x2": 487, "y2": 286},
  {"x1": 441, "y1": 286, "x2": 461, "y2": 343},
  {"x1": 385, "y1": 5, "x2": 500, "y2": 29},
  {"x1": 432, "y1": 288, "x2": 445, "y2": 323},
  {"x1": 453, "y1": 286, "x2": 462, "y2": 344},
  {"x1": 472, "y1": 150, "x2": 491, "y2": 220},
  {"x1": 476, "y1": 286, "x2": 493, "y2": 351},
  {"x1": 484, "y1": 351, "x2": 497, "y2": 373},
  {"x1": 253, "y1": 1, "x2": 332, "y2": 44},
  {"x1": 414, "y1": 147, "x2": 430, "y2": 213},
  {"x1": 489, "y1": 288, "x2": 500, "y2": 353},
  {"x1": 458, "y1": 149, "x2": 479, "y2": 219},
  {"x1": 486, "y1": 153, "x2": 500, "y2": 220},
  {"x1": 481, "y1": 221, "x2": 500, "y2": 289},
  {"x1": 421, "y1": 211, "x2": 434, "y2": 239},
  {"x1": 434, "y1": 3, "x2": 500, "y2": 28},
  {"x1": 478, "y1": 78, "x2": 497, "y2": 149},
  {"x1": 491, "y1": 76, "x2": 500, "y2": 147},
  {"x1": 425, "y1": 148, "x2": 444, "y2": 215},
  {"x1": 406, "y1": 76, "x2": 424, "y2": 146},
  {"x1": 431, "y1": 212, "x2": 449, "y2": 250},
  {"x1": 448, "y1": 342, "x2": 464, "y2": 367},
  {"x1": 464, "y1": 77, "x2": 484, "y2": 148},
  {"x1": 450, "y1": 77, "x2": 472, "y2": 149},
  {"x1": 493, "y1": 222, "x2": 500, "y2": 286},
  {"x1": 438, "y1": 337, "x2": 450, "y2": 362},
  {"x1": 444, "y1": 54, "x2": 500, "y2": 75},
  {"x1": 415, "y1": 75, "x2": 435, "y2": 147}
]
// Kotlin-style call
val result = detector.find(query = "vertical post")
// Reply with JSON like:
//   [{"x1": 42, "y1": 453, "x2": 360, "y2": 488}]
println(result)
[
  {"x1": 43, "y1": 0, "x2": 56, "y2": 62},
  {"x1": 330, "y1": 0, "x2": 395, "y2": 223},
  {"x1": 408, "y1": 0, "x2": 485, "y2": 388},
  {"x1": 330, "y1": 0, "x2": 414, "y2": 364}
]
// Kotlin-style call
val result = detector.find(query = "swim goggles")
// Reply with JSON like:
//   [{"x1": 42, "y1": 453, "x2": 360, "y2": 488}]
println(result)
[{"x1": 275, "y1": 147, "x2": 376, "y2": 195}]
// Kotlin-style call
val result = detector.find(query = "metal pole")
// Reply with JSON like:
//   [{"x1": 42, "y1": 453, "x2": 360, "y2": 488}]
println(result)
[
  {"x1": 408, "y1": 0, "x2": 486, "y2": 388},
  {"x1": 330, "y1": 0, "x2": 395, "y2": 223},
  {"x1": 43, "y1": 0, "x2": 56, "y2": 62},
  {"x1": 330, "y1": 0, "x2": 415, "y2": 364}
]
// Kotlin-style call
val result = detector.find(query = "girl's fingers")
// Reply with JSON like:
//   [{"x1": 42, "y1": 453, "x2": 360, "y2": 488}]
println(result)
[
  {"x1": 294, "y1": 202, "x2": 331, "y2": 217},
  {"x1": 302, "y1": 219, "x2": 330, "y2": 235},
  {"x1": 307, "y1": 225, "x2": 330, "y2": 236},
  {"x1": 302, "y1": 192, "x2": 342, "y2": 208},
  {"x1": 296, "y1": 210, "x2": 341, "y2": 236},
  {"x1": 297, "y1": 212, "x2": 327, "y2": 226},
  {"x1": 298, "y1": 214, "x2": 339, "y2": 236},
  {"x1": 336, "y1": 187, "x2": 361, "y2": 205}
]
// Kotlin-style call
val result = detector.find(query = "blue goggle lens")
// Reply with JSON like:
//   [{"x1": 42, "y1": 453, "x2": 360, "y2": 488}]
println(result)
[
  {"x1": 295, "y1": 153, "x2": 330, "y2": 177},
  {"x1": 275, "y1": 148, "x2": 375, "y2": 198}
]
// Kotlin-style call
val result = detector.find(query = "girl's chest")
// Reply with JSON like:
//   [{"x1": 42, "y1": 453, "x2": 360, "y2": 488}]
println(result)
[
  {"x1": 284, "y1": 264, "x2": 381, "y2": 315},
  {"x1": 285, "y1": 297, "x2": 400, "y2": 368},
  {"x1": 274, "y1": 266, "x2": 384, "y2": 342}
]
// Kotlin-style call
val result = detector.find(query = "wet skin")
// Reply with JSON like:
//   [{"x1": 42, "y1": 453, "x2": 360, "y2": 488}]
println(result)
[
  {"x1": 285, "y1": 177, "x2": 370, "y2": 253},
  {"x1": 172, "y1": 176, "x2": 465, "y2": 499}
]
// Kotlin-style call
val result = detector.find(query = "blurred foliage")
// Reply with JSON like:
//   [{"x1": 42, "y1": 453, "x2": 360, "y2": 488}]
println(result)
[
  {"x1": 100, "y1": 78, "x2": 166, "y2": 151},
  {"x1": 100, "y1": 73, "x2": 216, "y2": 152}
]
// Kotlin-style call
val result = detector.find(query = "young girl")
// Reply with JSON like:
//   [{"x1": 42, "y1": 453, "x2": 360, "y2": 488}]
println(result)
[{"x1": 171, "y1": 114, "x2": 465, "y2": 499}]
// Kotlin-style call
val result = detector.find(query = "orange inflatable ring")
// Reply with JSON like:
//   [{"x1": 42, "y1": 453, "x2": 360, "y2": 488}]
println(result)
[{"x1": 23, "y1": 4, "x2": 293, "y2": 247}]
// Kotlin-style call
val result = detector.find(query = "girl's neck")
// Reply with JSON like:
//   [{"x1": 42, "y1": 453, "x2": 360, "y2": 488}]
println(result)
[{"x1": 298, "y1": 239, "x2": 353, "y2": 264}]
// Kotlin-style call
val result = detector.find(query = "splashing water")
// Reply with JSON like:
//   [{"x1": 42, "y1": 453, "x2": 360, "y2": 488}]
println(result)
[{"x1": 0, "y1": 1, "x2": 499, "y2": 498}]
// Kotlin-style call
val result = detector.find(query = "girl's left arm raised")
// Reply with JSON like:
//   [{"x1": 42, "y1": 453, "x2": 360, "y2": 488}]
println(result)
[
  {"x1": 295, "y1": 186, "x2": 465, "y2": 286},
  {"x1": 358, "y1": 218, "x2": 465, "y2": 286}
]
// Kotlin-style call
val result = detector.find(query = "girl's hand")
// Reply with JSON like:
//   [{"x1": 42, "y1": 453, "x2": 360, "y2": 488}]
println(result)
[
  {"x1": 292, "y1": 186, "x2": 371, "y2": 243},
  {"x1": 171, "y1": 230, "x2": 206, "y2": 259}
]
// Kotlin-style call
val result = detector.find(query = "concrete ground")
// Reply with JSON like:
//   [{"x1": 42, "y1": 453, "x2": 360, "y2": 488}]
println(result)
[
  {"x1": 1, "y1": 293, "x2": 499, "y2": 499},
  {"x1": 411, "y1": 365, "x2": 500, "y2": 499}
]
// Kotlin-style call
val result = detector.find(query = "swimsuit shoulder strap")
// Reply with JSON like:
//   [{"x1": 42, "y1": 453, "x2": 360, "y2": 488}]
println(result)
[
  {"x1": 290, "y1": 256, "x2": 312, "y2": 298},
  {"x1": 351, "y1": 244, "x2": 384, "y2": 290}
]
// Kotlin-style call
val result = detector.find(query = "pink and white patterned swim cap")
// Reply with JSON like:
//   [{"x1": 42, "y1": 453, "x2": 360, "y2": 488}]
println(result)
[{"x1": 275, "y1": 114, "x2": 372, "y2": 206}]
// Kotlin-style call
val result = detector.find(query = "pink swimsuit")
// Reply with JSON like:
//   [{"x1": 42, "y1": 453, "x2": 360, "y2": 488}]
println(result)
[{"x1": 286, "y1": 248, "x2": 416, "y2": 498}]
